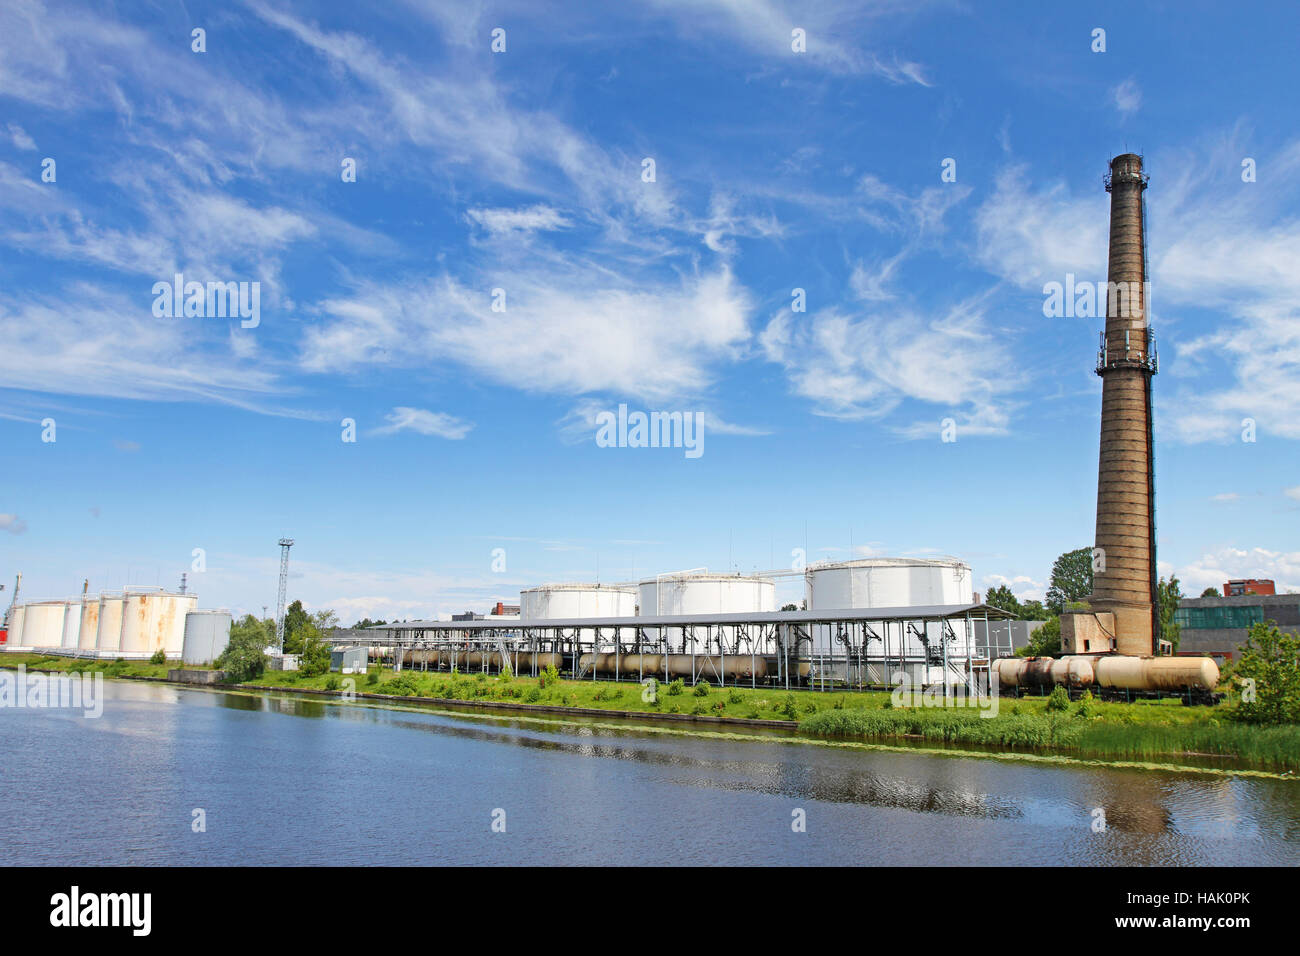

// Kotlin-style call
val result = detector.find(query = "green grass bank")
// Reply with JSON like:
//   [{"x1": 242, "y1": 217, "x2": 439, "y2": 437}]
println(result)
[{"x1": 4, "y1": 652, "x2": 1297, "y2": 773}]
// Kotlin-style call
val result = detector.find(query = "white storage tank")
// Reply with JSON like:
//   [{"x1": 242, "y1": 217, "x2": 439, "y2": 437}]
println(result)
[
  {"x1": 120, "y1": 588, "x2": 197, "y2": 658},
  {"x1": 805, "y1": 558, "x2": 973, "y2": 610},
  {"x1": 61, "y1": 600, "x2": 83, "y2": 649},
  {"x1": 78, "y1": 598, "x2": 101, "y2": 651},
  {"x1": 183, "y1": 610, "x2": 232, "y2": 665},
  {"x1": 5, "y1": 604, "x2": 26, "y2": 649},
  {"x1": 638, "y1": 572, "x2": 776, "y2": 617},
  {"x1": 805, "y1": 558, "x2": 975, "y2": 661},
  {"x1": 96, "y1": 593, "x2": 125, "y2": 654},
  {"x1": 520, "y1": 584, "x2": 637, "y2": 620},
  {"x1": 637, "y1": 573, "x2": 776, "y2": 653},
  {"x1": 21, "y1": 601, "x2": 67, "y2": 650}
]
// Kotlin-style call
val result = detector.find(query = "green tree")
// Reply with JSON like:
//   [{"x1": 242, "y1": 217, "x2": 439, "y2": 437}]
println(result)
[
  {"x1": 282, "y1": 600, "x2": 311, "y2": 654},
  {"x1": 312, "y1": 608, "x2": 339, "y2": 631},
  {"x1": 1232, "y1": 621, "x2": 1300, "y2": 725},
  {"x1": 218, "y1": 616, "x2": 270, "y2": 682},
  {"x1": 780, "y1": 603, "x2": 799, "y2": 612},
  {"x1": 1017, "y1": 599, "x2": 1048, "y2": 621},
  {"x1": 1045, "y1": 547, "x2": 1093, "y2": 614},
  {"x1": 984, "y1": 584, "x2": 1021, "y2": 615},
  {"x1": 298, "y1": 622, "x2": 332, "y2": 677},
  {"x1": 1200, "y1": 587, "x2": 1221, "y2": 598},
  {"x1": 1157, "y1": 575, "x2": 1183, "y2": 653},
  {"x1": 1016, "y1": 617, "x2": 1062, "y2": 657}
]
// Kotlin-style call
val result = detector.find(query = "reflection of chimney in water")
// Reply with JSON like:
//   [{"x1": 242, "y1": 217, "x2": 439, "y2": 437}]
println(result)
[{"x1": 1090, "y1": 153, "x2": 1157, "y2": 656}]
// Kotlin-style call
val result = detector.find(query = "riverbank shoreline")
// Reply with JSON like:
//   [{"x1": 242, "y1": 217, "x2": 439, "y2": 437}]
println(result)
[{"x1": 3, "y1": 653, "x2": 1297, "y2": 778}]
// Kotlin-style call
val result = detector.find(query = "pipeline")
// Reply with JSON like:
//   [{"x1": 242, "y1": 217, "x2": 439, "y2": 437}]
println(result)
[
  {"x1": 992, "y1": 654, "x2": 1219, "y2": 694},
  {"x1": 577, "y1": 653, "x2": 769, "y2": 681}
]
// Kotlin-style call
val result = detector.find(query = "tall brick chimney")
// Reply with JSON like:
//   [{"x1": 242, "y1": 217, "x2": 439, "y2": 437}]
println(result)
[{"x1": 1089, "y1": 153, "x2": 1158, "y2": 656}]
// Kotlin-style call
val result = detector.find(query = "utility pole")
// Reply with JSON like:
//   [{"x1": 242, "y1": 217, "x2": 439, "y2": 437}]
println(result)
[
  {"x1": 275, "y1": 538, "x2": 294, "y2": 652},
  {"x1": 5, "y1": 572, "x2": 20, "y2": 626}
]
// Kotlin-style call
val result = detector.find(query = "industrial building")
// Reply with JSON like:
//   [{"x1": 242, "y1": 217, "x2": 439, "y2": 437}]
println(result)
[
  {"x1": 1173, "y1": 593, "x2": 1299, "y2": 661},
  {"x1": 331, "y1": 560, "x2": 1015, "y2": 696}
]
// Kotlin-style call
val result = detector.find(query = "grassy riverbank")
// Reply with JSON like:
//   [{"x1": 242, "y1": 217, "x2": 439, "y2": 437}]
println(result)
[{"x1": 5, "y1": 652, "x2": 1297, "y2": 772}]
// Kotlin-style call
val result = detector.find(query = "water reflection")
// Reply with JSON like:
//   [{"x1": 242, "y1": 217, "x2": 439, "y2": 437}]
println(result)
[{"x1": 4, "y1": 681, "x2": 1297, "y2": 866}]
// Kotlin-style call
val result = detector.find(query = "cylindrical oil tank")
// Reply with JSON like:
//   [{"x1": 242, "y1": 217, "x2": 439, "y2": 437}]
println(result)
[
  {"x1": 61, "y1": 601, "x2": 83, "y2": 649},
  {"x1": 1094, "y1": 655, "x2": 1219, "y2": 692},
  {"x1": 805, "y1": 558, "x2": 975, "y2": 659},
  {"x1": 20, "y1": 601, "x2": 67, "y2": 650},
  {"x1": 806, "y1": 558, "x2": 973, "y2": 609},
  {"x1": 5, "y1": 605, "x2": 26, "y2": 649},
  {"x1": 78, "y1": 598, "x2": 100, "y2": 651},
  {"x1": 96, "y1": 593, "x2": 124, "y2": 653},
  {"x1": 183, "y1": 610, "x2": 232, "y2": 665},
  {"x1": 992, "y1": 657, "x2": 1058, "y2": 689},
  {"x1": 1048, "y1": 656, "x2": 1097, "y2": 688},
  {"x1": 639, "y1": 573, "x2": 775, "y2": 616},
  {"x1": 520, "y1": 583, "x2": 637, "y2": 620},
  {"x1": 637, "y1": 573, "x2": 776, "y2": 656},
  {"x1": 120, "y1": 589, "x2": 197, "y2": 657}
]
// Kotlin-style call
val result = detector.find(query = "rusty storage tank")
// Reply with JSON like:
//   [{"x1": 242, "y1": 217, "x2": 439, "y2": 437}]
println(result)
[
  {"x1": 119, "y1": 588, "x2": 198, "y2": 657},
  {"x1": 1094, "y1": 655, "x2": 1218, "y2": 692},
  {"x1": 992, "y1": 657, "x2": 1057, "y2": 689},
  {"x1": 96, "y1": 593, "x2": 124, "y2": 654},
  {"x1": 77, "y1": 598, "x2": 101, "y2": 651}
]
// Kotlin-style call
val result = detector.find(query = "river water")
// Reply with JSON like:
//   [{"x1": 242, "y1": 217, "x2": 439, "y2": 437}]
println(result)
[{"x1": 1, "y1": 680, "x2": 1296, "y2": 866}]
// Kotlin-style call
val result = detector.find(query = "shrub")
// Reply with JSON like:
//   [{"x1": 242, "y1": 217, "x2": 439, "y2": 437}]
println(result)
[
  {"x1": 149, "y1": 649, "x2": 167, "y2": 665},
  {"x1": 298, "y1": 628, "x2": 331, "y2": 678},
  {"x1": 693, "y1": 680, "x2": 711, "y2": 697},
  {"x1": 1231, "y1": 621, "x2": 1300, "y2": 725},
  {"x1": 728, "y1": 689, "x2": 743, "y2": 704},
  {"x1": 216, "y1": 620, "x2": 269, "y2": 683},
  {"x1": 524, "y1": 685, "x2": 541, "y2": 703},
  {"x1": 667, "y1": 678, "x2": 685, "y2": 696},
  {"x1": 383, "y1": 672, "x2": 422, "y2": 697},
  {"x1": 780, "y1": 694, "x2": 798, "y2": 720},
  {"x1": 324, "y1": 675, "x2": 341, "y2": 691},
  {"x1": 1046, "y1": 686, "x2": 1071, "y2": 712},
  {"x1": 1075, "y1": 690, "x2": 1096, "y2": 718},
  {"x1": 539, "y1": 664, "x2": 560, "y2": 689},
  {"x1": 366, "y1": 669, "x2": 381, "y2": 686}
]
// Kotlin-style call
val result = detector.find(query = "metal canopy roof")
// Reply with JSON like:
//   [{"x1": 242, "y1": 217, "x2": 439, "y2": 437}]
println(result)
[{"x1": 361, "y1": 602, "x2": 1012, "y2": 632}]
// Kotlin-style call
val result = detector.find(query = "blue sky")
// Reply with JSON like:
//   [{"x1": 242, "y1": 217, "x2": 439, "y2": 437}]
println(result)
[{"x1": 1, "y1": 0, "x2": 1297, "y2": 622}]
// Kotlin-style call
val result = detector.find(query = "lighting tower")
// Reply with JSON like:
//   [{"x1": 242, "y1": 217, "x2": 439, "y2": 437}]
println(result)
[{"x1": 275, "y1": 538, "x2": 294, "y2": 652}]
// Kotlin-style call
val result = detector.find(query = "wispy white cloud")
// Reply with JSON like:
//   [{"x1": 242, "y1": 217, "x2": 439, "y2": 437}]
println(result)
[
  {"x1": 300, "y1": 266, "x2": 754, "y2": 404},
  {"x1": 760, "y1": 291, "x2": 1020, "y2": 436},
  {"x1": 0, "y1": 513, "x2": 28, "y2": 535},
  {"x1": 372, "y1": 407, "x2": 474, "y2": 440},
  {"x1": 7, "y1": 124, "x2": 35, "y2": 150},
  {"x1": 1112, "y1": 78, "x2": 1141, "y2": 116},
  {"x1": 465, "y1": 204, "x2": 571, "y2": 238}
]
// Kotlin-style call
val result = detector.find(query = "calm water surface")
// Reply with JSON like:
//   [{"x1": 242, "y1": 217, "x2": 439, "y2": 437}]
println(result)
[{"x1": 1, "y1": 681, "x2": 1297, "y2": 865}]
